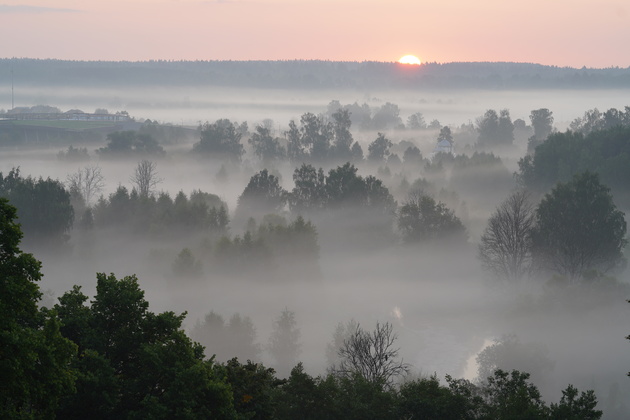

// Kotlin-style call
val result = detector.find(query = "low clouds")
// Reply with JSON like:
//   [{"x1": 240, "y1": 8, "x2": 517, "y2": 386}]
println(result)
[{"x1": 0, "y1": 4, "x2": 79, "y2": 13}]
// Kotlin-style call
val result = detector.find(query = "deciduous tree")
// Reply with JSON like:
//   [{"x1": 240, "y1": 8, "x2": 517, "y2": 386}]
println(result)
[
  {"x1": 479, "y1": 190, "x2": 535, "y2": 282},
  {"x1": 531, "y1": 171, "x2": 627, "y2": 281},
  {"x1": 130, "y1": 160, "x2": 162, "y2": 198},
  {"x1": 333, "y1": 322, "x2": 409, "y2": 388},
  {"x1": 0, "y1": 198, "x2": 76, "y2": 418},
  {"x1": 397, "y1": 193, "x2": 467, "y2": 244}
]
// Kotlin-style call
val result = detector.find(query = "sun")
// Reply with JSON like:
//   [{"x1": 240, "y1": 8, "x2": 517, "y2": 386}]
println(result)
[{"x1": 398, "y1": 55, "x2": 422, "y2": 65}]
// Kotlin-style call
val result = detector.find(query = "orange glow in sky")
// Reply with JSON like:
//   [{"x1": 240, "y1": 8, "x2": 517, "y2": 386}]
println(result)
[{"x1": 1, "y1": 0, "x2": 629, "y2": 67}]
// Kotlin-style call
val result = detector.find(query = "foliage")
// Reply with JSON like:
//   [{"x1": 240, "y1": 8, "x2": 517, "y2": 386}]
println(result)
[
  {"x1": 396, "y1": 375, "x2": 474, "y2": 420},
  {"x1": 476, "y1": 335, "x2": 554, "y2": 386},
  {"x1": 288, "y1": 164, "x2": 327, "y2": 213},
  {"x1": 0, "y1": 168, "x2": 74, "y2": 245},
  {"x1": 331, "y1": 108, "x2": 354, "y2": 160},
  {"x1": 481, "y1": 369, "x2": 548, "y2": 419},
  {"x1": 54, "y1": 273, "x2": 236, "y2": 419},
  {"x1": 549, "y1": 385, "x2": 602, "y2": 420},
  {"x1": 527, "y1": 108, "x2": 554, "y2": 152},
  {"x1": 236, "y1": 169, "x2": 287, "y2": 218},
  {"x1": 248, "y1": 125, "x2": 286, "y2": 163},
  {"x1": 324, "y1": 162, "x2": 396, "y2": 214},
  {"x1": 531, "y1": 172, "x2": 627, "y2": 281},
  {"x1": 397, "y1": 193, "x2": 467, "y2": 244},
  {"x1": 476, "y1": 109, "x2": 514, "y2": 149},
  {"x1": 479, "y1": 190, "x2": 535, "y2": 282},
  {"x1": 193, "y1": 118, "x2": 245, "y2": 162},
  {"x1": 225, "y1": 358, "x2": 282, "y2": 420},
  {"x1": 212, "y1": 215, "x2": 319, "y2": 278},
  {"x1": 93, "y1": 187, "x2": 228, "y2": 235},
  {"x1": 367, "y1": 132, "x2": 393, "y2": 163},
  {"x1": 569, "y1": 106, "x2": 630, "y2": 135},
  {"x1": 518, "y1": 125, "x2": 630, "y2": 207},
  {"x1": 97, "y1": 130, "x2": 165, "y2": 157},
  {"x1": 0, "y1": 198, "x2": 77, "y2": 419}
]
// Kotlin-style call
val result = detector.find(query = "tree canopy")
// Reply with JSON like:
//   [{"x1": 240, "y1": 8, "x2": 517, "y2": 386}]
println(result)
[{"x1": 531, "y1": 172, "x2": 627, "y2": 281}]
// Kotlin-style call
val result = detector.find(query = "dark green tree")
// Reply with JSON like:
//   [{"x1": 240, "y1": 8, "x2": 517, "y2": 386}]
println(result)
[
  {"x1": 225, "y1": 358, "x2": 282, "y2": 420},
  {"x1": 0, "y1": 198, "x2": 77, "y2": 419},
  {"x1": 396, "y1": 375, "x2": 473, "y2": 420},
  {"x1": 531, "y1": 172, "x2": 627, "y2": 281},
  {"x1": 0, "y1": 168, "x2": 74, "y2": 245},
  {"x1": 549, "y1": 385, "x2": 602, "y2": 420},
  {"x1": 481, "y1": 370, "x2": 548, "y2": 419},
  {"x1": 55, "y1": 274, "x2": 236, "y2": 419}
]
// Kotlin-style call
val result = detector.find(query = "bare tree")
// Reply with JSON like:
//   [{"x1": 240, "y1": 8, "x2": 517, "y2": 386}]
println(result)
[
  {"x1": 333, "y1": 321, "x2": 409, "y2": 387},
  {"x1": 130, "y1": 160, "x2": 162, "y2": 197},
  {"x1": 479, "y1": 190, "x2": 535, "y2": 282},
  {"x1": 66, "y1": 165, "x2": 105, "y2": 206}
]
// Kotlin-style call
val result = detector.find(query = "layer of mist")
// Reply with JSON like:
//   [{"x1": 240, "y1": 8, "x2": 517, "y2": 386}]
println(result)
[{"x1": 2, "y1": 77, "x2": 629, "y2": 418}]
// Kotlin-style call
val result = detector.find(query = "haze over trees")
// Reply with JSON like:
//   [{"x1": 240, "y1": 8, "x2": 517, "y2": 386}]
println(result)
[{"x1": 1, "y1": 66, "x2": 629, "y2": 419}]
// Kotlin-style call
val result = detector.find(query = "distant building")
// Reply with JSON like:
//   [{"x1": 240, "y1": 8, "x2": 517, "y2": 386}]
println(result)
[
  {"x1": 431, "y1": 138, "x2": 455, "y2": 158},
  {"x1": 5, "y1": 111, "x2": 130, "y2": 122}
]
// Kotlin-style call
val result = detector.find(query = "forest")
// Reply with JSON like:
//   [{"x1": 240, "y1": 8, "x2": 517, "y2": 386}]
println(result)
[{"x1": 1, "y1": 89, "x2": 629, "y2": 419}]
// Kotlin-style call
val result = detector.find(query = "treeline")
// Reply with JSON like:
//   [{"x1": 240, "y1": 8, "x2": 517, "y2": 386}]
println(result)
[
  {"x1": 3, "y1": 58, "x2": 630, "y2": 89},
  {"x1": 91, "y1": 188, "x2": 229, "y2": 235},
  {"x1": 0, "y1": 201, "x2": 604, "y2": 418}
]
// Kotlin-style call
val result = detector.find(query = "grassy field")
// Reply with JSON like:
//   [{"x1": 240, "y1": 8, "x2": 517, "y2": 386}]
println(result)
[{"x1": 9, "y1": 120, "x2": 119, "y2": 130}]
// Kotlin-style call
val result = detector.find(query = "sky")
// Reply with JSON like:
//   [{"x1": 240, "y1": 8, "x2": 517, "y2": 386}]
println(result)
[{"x1": 1, "y1": 0, "x2": 629, "y2": 68}]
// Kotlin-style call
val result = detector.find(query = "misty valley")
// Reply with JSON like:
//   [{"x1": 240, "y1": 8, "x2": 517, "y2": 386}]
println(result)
[{"x1": 2, "y1": 61, "x2": 630, "y2": 419}]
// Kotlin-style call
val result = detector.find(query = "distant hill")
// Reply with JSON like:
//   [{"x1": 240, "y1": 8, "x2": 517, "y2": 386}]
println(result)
[{"x1": 2, "y1": 59, "x2": 630, "y2": 90}]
